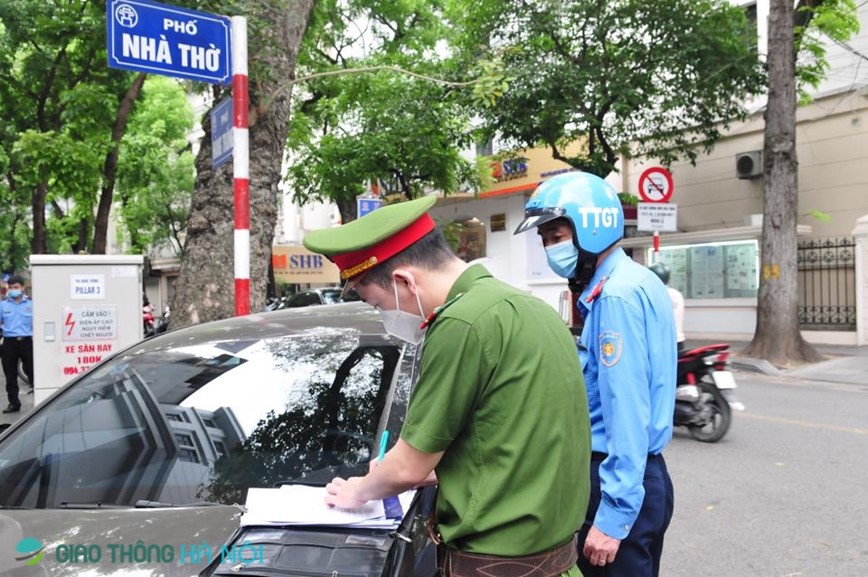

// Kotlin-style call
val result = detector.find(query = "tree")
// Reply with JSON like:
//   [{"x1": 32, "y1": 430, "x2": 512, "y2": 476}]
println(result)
[
  {"x1": 115, "y1": 76, "x2": 196, "y2": 256},
  {"x1": 0, "y1": 0, "x2": 144, "y2": 258},
  {"x1": 284, "y1": 0, "x2": 490, "y2": 224},
  {"x1": 743, "y1": 0, "x2": 858, "y2": 365},
  {"x1": 170, "y1": 0, "x2": 317, "y2": 328},
  {"x1": 453, "y1": 0, "x2": 767, "y2": 177}
]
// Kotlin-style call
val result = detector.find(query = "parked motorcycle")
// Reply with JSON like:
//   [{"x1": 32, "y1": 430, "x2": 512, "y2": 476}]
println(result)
[
  {"x1": 143, "y1": 307, "x2": 156, "y2": 338},
  {"x1": 675, "y1": 343, "x2": 745, "y2": 443}
]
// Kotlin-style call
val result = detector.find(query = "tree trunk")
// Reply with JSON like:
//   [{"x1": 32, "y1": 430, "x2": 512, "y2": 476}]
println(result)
[
  {"x1": 31, "y1": 181, "x2": 48, "y2": 254},
  {"x1": 170, "y1": 0, "x2": 317, "y2": 329},
  {"x1": 93, "y1": 73, "x2": 147, "y2": 254},
  {"x1": 743, "y1": 0, "x2": 823, "y2": 366}
]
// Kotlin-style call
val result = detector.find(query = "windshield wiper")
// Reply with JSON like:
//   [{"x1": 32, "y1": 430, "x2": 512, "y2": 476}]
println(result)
[
  {"x1": 58, "y1": 501, "x2": 129, "y2": 509},
  {"x1": 135, "y1": 499, "x2": 227, "y2": 508}
]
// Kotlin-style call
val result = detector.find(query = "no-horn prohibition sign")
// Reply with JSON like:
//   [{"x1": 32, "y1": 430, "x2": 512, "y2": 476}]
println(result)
[{"x1": 638, "y1": 167, "x2": 674, "y2": 203}]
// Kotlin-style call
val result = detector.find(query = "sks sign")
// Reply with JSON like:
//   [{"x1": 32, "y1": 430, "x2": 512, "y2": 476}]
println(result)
[{"x1": 272, "y1": 246, "x2": 339, "y2": 285}]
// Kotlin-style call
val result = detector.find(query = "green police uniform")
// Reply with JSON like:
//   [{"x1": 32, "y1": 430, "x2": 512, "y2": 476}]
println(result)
[
  {"x1": 304, "y1": 196, "x2": 590, "y2": 573},
  {"x1": 403, "y1": 265, "x2": 589, "y2": 557}
]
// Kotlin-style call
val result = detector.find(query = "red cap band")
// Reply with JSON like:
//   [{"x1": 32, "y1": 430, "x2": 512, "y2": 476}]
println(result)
[{"x1": 332, "y1": 213, "x2": 436, "y2": 280}]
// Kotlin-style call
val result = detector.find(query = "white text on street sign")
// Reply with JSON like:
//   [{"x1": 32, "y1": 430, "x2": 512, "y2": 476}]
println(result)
[{"x1": 107, "y1": 0, "x2": 232, "y2": 84}]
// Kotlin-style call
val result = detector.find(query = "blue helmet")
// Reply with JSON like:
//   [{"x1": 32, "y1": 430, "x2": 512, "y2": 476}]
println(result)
[{"x1": 514, "y1": 172, "x2": 624, "y2": 254}]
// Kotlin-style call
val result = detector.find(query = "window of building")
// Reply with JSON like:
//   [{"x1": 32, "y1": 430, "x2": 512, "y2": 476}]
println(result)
[
  {"x1": 453, "y1": 218, "x2": 487, "y2": 262},
  {"x1": 175, "y1": 433, "x2": 201, "y2": 464},
  {"x1": 648, "y1": 240, "x2": 759, "y2": 299}
]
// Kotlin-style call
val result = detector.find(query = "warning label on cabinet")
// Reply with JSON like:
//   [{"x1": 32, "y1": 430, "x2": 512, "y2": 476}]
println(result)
[{"x1": 62, "y1": 306, "x2": 118, "y2": 341}]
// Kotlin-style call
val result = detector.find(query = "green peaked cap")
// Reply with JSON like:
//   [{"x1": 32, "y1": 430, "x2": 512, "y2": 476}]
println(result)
[
  {"x1": 304, "y1": 196, "x2": 435, "y2": 256},
  {"x1": 304, "y1": 196, "x2": 437, "y2": 280}
]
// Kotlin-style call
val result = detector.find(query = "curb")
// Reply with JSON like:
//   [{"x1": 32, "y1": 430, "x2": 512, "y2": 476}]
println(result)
[{"x1": 731, "y1": 357, "x2": 783, "y2": 377}]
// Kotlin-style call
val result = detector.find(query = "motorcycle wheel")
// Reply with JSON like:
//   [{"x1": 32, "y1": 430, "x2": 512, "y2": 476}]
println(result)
[{"x1": 687, "y1": 380, "x2": 732, "y2": 443}]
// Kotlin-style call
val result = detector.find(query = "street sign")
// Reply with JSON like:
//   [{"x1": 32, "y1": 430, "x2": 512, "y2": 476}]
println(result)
[
  {"x1": 638, "y1": 167, "x2": 674, "y2": 203},
  {"x1": 107, "y1": 0, "x2": 232, "y2": 84},
  {"x1": 637, "y1": 203, "x2": 678, "y2": 232},
  {"x1": 357, "y1": 197, "x2": 383, "y2": 218},
  {"x1": 211, "y1": 97, "x2": 233, "y2": 168}
]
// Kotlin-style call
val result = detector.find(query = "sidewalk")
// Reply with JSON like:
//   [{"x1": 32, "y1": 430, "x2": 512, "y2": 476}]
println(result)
[
  {"x1": 0, "y1": 385, "x2": 35, "y2": 430},
  {"x1": 685, "y1": 338, "x2": 868, "y2": 386}
]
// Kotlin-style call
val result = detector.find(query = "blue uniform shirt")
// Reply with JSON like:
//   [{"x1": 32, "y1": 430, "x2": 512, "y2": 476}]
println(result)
[
  {"x1": 577, "y1": 248, "x2": 677, "y2": 540},
  {"x1": 0, "y1": 296, "x2": 34, "y2": 337}
]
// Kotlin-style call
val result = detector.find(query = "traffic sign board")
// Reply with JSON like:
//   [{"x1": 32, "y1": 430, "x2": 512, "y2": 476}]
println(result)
[
  {"x1": 638, "y1": 167, "x2": 674, "y2": 203},
  {"x1": 107, "y1": 0, "x2": 232, "y2": 84},
  {"x1": 211, "y1": 97, "x2": 233, "y2": 168},
  {"x1": 358, "y1": 197, "x2": 383, "y2": 218},
  {"x1": 637, "y1": 202, "x2": 678, "y2": 232}
]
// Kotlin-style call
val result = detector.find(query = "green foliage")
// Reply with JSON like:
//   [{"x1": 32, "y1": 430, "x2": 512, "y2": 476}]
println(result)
[
  {"x1": 116, "y1": 77, "x2": 196, "y2": 256},
  {"x1": 0, "y1": 0, "x2": 139, "y2": 261},
  {"x1": 286, "y1": 0, "x2": 488, "y2": 216},
  {"x1": 794, "y1": 0, "x2": 860, "y2": 101},
  {"x1": 801, "y1": 209, "x2": 832, "y2": 223},
  {"x1": 451, "y1": 0, "x2": 768, "y2": 178},
  {"x1": 617, "y1": 192, "x2": 639, "y2": 207}
]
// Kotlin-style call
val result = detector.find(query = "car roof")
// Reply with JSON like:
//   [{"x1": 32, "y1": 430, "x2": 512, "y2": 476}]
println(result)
[{"x1": 132, "y1": 301, "x2": 384, "y2": 354}]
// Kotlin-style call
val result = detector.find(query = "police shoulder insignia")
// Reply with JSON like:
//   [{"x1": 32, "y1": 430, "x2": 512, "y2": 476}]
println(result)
[
  {"x1": 599, "y1": 331, "x2": 622, "y2": 367},
  {"x1": 420, "y1": 293, "x2": 465, "y2": 329}
]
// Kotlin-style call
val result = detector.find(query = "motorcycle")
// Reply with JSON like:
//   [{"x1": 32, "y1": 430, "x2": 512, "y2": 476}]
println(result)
[
  {"x1": 674, "y1": 343, "x2": 745, "y2": 443},
  {"x1": 143, "y1": 307, "x2": 156, "y2": 338}
]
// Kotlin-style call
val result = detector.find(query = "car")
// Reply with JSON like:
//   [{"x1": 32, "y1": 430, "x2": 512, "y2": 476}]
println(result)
[
  {"x1": 0, "y1": 303, "x2": 436, "y2": 576},
  {"x1": 283, "y1": 288, "x2": 360, "y2": 308}
]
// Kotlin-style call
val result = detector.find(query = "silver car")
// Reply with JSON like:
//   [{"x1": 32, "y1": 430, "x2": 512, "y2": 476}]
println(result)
[{"x1": 0, "y1": 303, "x2": 437, "y2": 576}]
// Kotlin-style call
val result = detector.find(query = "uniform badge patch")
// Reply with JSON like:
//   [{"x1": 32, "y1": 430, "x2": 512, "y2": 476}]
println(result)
[{"x1": 599, "y1": 331, "x2": 622, "y2": 367}]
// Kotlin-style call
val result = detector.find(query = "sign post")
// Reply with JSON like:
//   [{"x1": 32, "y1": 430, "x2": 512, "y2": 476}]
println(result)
[
  {"x1": 637, "y1": 166, "x2": 676, "y2": 255},
  {"x1": 107, "y1": 0, "x2": 251, "y2": 316}
]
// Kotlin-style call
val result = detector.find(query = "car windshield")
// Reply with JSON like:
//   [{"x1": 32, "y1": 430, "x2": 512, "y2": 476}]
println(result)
[
  {"x1": 321, "y1": 289, "x2": 342, "y2": 304},
  {"x1": 0, "y1": 324, "x2": 415, "y2": 509}
]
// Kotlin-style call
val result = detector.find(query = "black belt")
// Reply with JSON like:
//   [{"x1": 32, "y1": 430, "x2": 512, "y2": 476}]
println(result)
[
  {"x1": 8, "y1": 336, "x2": 32, "y2": 341},
  {"x1": 591, "y1": 452, "x2": 662, "y2": 462}
]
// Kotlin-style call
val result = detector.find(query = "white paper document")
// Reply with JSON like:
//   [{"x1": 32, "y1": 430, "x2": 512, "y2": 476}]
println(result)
[{"x1": 241, "y1": 485, "x2": 416, "y2": 529}]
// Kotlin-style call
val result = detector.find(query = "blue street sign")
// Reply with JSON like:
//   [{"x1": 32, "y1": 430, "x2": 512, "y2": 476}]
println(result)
[
  {"x1": 107, "y1": 0, "x2": 232, "y2": 84},
  {"x1": 211, "y1": 97, "x2": 233, "y2": 168},
  {"x1": 357, "y1": 198, "x2": 383, "y2": 218}
]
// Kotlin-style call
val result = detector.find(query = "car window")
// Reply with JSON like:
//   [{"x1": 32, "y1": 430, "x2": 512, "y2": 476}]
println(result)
[
  {"x1": 285, "y1": 292, "x2": 312, "y2": 307},
  {"x1": 321, "y1": 289, "x2": 342, "y2": 304},
  {"x1": 0, "y1": 329, "x2": 414, "y2": 509}
]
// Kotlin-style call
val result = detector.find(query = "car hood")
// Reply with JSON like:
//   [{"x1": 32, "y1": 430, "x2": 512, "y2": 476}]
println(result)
[{"x1": 0, "y1": 505, "x2": 241, "y2": 576}]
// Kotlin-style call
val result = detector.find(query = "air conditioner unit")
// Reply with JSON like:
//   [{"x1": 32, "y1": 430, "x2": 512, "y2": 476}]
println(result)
[{"x1": 736, "y1": 150, "x2": 763, "y2": 179}]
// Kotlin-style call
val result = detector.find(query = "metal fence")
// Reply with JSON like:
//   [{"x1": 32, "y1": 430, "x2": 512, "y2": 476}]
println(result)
[{"x1": 797, "y1": 237, "x2": 857, "y2": 331}]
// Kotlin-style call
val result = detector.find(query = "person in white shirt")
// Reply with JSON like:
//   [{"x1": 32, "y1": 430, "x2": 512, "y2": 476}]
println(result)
[{"x1": 649, "y1": 263, "x2": 685, "y2": 353}]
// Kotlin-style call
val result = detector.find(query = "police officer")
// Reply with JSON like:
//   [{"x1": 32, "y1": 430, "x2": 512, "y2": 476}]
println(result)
[
  {"x1": 304, "y1": 196, "x2": 591, "y2": 577},
  {"x1": 515, "y1": 173, "x2": 676, "y2": 577},
  {"x1": 0, "y1": 275, "x2": 34, "y2": 413}
]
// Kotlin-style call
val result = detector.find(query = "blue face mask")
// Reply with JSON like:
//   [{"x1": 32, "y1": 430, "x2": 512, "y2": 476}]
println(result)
[
  {"x1": 545, "y1": 240, "x2": 579, "y2": 279},
  {"x1": 6, "y1": 289, "x2": 21, "y2": 299}
]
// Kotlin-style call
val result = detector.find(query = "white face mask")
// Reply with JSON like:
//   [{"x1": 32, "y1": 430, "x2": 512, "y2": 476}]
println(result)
[{"x1": 379, "y1": 278, "x2": 426, "y2": 345}]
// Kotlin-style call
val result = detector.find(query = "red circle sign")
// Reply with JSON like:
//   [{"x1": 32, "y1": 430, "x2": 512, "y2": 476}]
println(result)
[{"x1": 638, "y1": 167, "x2": 674, "y2": 203}]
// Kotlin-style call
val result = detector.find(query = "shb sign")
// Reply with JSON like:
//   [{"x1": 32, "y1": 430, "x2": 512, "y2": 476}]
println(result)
[{"x1": 107, "y1": 0, "x2": 232, "y2": 84}]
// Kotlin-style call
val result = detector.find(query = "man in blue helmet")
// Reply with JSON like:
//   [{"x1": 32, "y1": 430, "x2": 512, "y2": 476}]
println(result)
[{"x1": 515, "y1": 172, "x2": 676, "y2": 577}]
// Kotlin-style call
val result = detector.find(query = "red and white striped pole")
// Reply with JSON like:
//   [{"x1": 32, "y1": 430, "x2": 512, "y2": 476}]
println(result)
[{"x1": 231, "y1": 16, "x2": 250, "y2": 316}]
